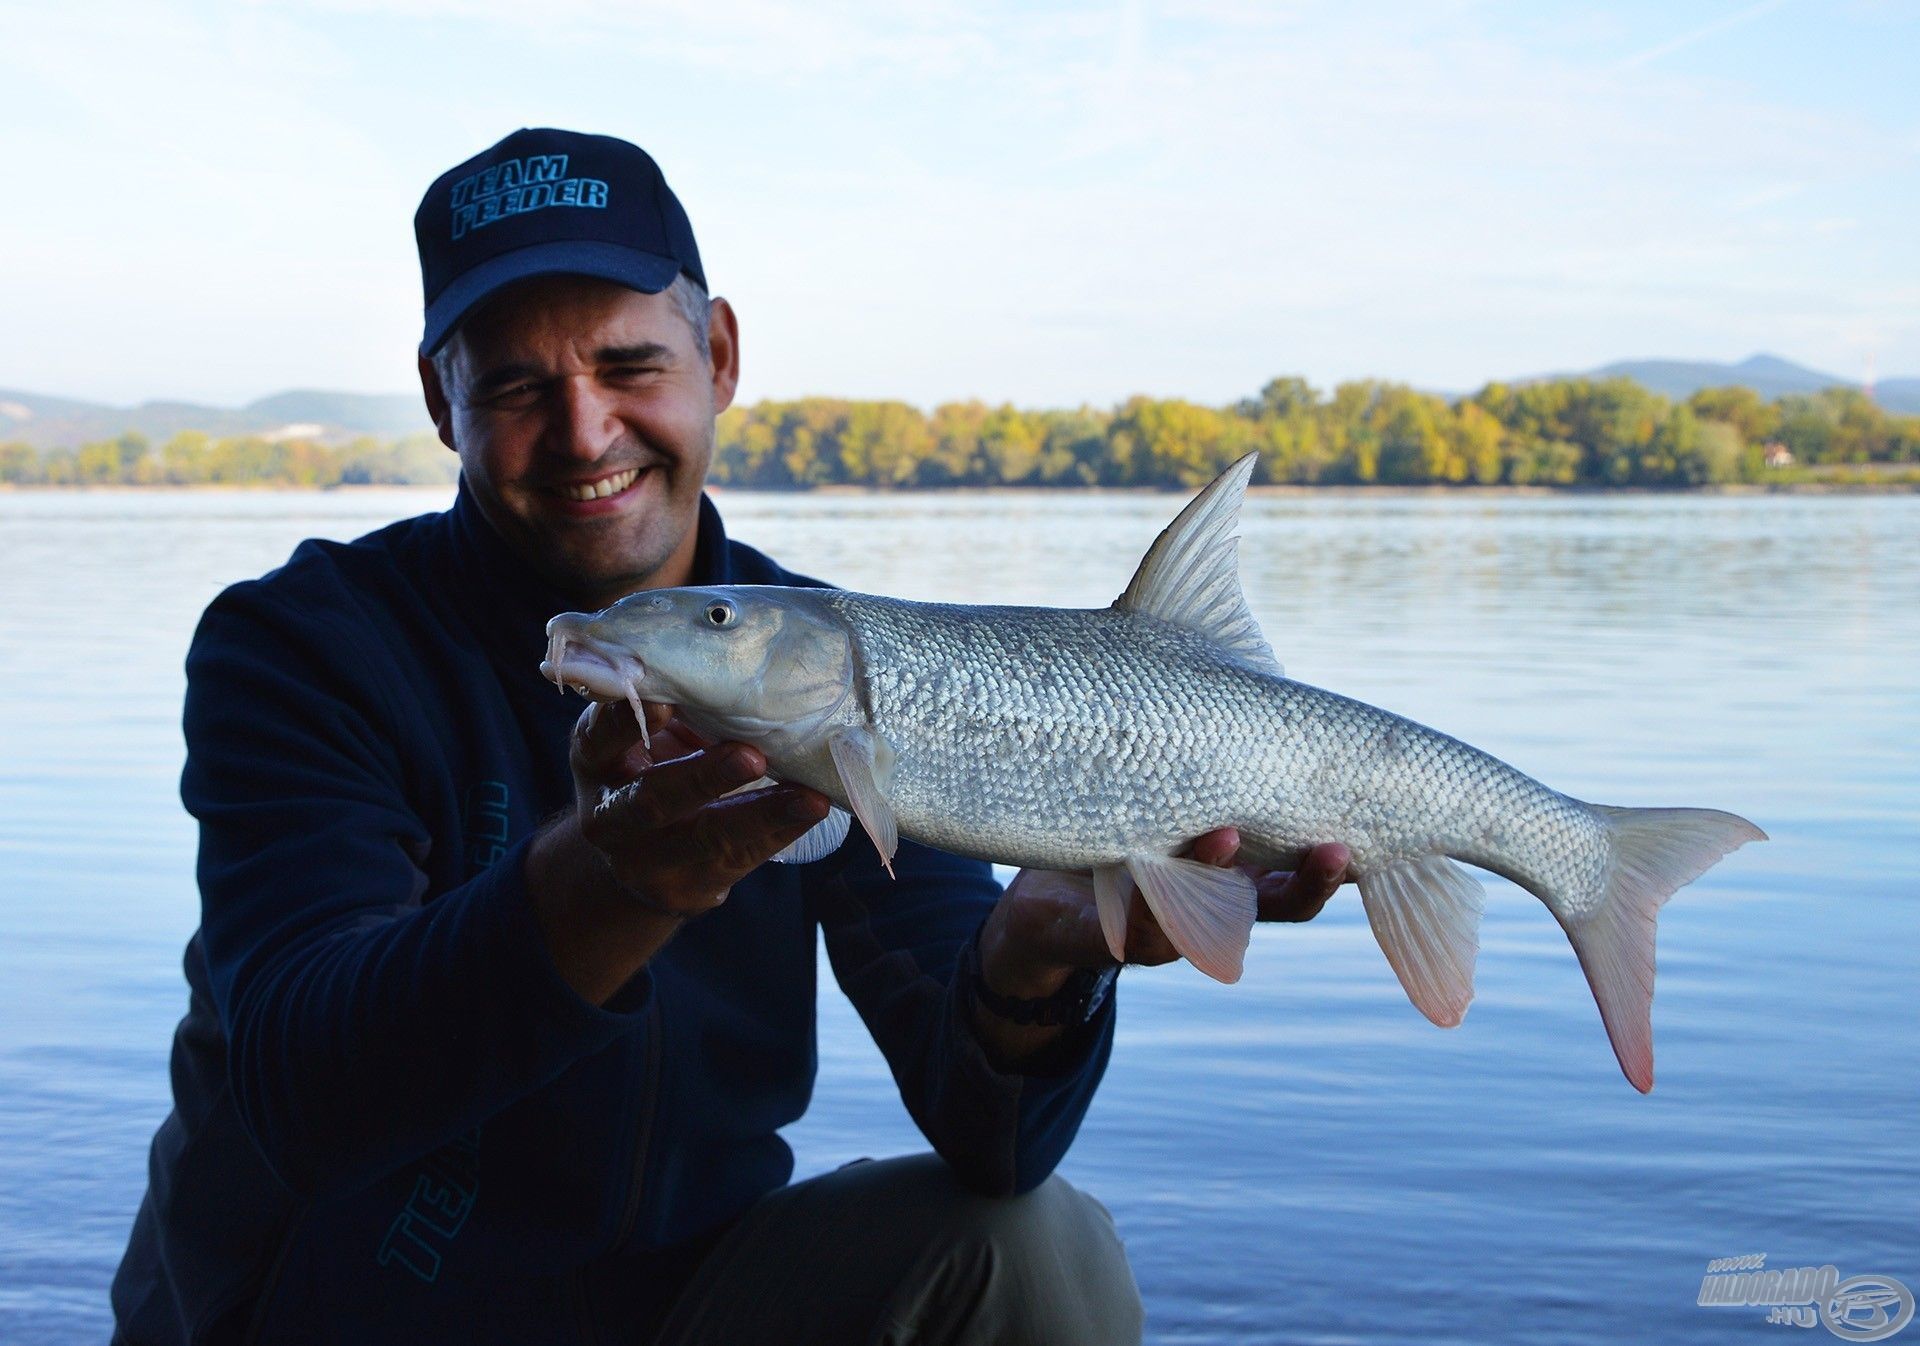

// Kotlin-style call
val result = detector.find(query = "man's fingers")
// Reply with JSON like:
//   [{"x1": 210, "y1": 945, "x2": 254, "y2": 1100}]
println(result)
[
  {"x1": 627, "y1": 720, "x2": 708, "y2": 775},
  {"x1": 673, "y1": 785, "x2": 832, "y2": 880},
  {"x1": 570, "y1": 698, "x2": 657, "y2": 783},
  {"x1": 565, "y1": 705, "x2": 833, "y2": 916},
  {"x1": 1108, "y1": 828, "x2": 1238, "y2": 966},
  {"x1": 1256, "y1": 843, "x2": 1351, "y2": 923},
  {"x1": 1185, "y1": 826, "x2": 1239, "y2": 869},
  {"x1": 1122, "y1": 888, "x2": 1180, "y2": 965},
  {"x1": 591, "y1": 742, "x2": 770, "y2": 838},
  {"x1": 595, "y1": 782, "x2": 830, "y2": 902}
]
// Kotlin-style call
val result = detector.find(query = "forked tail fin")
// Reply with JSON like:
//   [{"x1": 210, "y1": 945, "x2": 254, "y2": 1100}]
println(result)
[{"x1": 1561, "y1": 805, "x2": 1766, "y2": 1092}]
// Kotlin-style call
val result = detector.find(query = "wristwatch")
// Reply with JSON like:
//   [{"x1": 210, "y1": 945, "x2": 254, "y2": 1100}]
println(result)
[{"x1": 962, "y1": 925, "x2": 1118, "y2": 1028}]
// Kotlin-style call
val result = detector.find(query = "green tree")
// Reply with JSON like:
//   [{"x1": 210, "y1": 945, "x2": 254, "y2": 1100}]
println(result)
[
  {"x1": 925, "y1": 402, "x2": 988, "y2": 485},
  {"x1": 0, "y1": 442, "x2": 40, "y2": 483},
  {"x1": 1323, "y1": 382, "x2": 1384, "y2": 484},
  {"x1": 1034, "y1": 408, "x2": 1107, "y2": 485},
  {"x1": 1688, "y1": 385, "x2": 1776, "y2": 446},
  {"x1": 1239, "y1": 375, "x2": 1319, "y2": 421},
  {"x1": 841, "y1": 401, "x2": 931, "y2": 487},
  {"x1": 161, "y1": 430, "x2": 214, "y2": 483},
  {"x1": 1690, "y1": 420, "x2": 1745, "y2": 484},
  {"x1": 1450, "y1": 401, "x2": 1506, "y2": 484},
  {"x1": 1373, "y1": 387, "x2": 1457, "y2": 484}
]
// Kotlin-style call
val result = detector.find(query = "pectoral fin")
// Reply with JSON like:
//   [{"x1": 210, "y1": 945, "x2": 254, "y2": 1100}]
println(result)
[
  {"x1": 827, "y1": 726, "x2": 899, "y2": 876},
  {"x1": 1123, "y1": 853, "x2": 1259, "y2": 984},
  {"x1": 1355, "y1": 853, "x2": 1485, "y2": 1028},
  {"x1": 771, "y1": 806, "x2": 852, "y2": 864}
]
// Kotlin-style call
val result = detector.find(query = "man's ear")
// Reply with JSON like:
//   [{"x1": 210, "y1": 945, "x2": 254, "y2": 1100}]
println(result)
[
  {"x1": 418, "y1": 352, "x2": 457, "y2": 451},
  {"x1": 707, "y1": 296, "x2": 741, "y2": 416}
]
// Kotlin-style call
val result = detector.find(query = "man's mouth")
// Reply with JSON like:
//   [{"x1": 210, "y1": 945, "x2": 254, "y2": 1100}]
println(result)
[{"x1": 550, "y1": 466, "x2": 644, "y2": 502}]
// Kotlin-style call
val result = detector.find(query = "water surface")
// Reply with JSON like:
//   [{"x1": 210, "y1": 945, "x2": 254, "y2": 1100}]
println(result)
[{"x1": 1, "y1": 487, "x2": 1915, "y2": 1343}]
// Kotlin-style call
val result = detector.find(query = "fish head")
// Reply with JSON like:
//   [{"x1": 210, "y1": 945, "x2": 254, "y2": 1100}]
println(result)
[{"x1": 542, "y1": 586, "x2": 853, "y2": 742}]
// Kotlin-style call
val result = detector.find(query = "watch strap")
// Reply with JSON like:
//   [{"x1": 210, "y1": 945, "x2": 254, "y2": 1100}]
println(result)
[{"x1": 963, "y1": 925, "x2": 1117, "y2": 1028}]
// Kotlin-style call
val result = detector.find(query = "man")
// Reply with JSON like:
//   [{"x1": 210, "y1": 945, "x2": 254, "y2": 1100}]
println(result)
[{"x1": 112, "y1": 127, "x2": 1349, "y2": 1345}]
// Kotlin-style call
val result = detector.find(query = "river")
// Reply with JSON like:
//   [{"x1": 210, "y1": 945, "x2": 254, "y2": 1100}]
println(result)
[{"x1": 1, "y1": 486, "x2": 1914, "y2": 1343}]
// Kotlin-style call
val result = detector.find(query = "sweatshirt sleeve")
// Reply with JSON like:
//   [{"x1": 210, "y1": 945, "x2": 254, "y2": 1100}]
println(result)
[
  {"x1": 807, "y1": 838, "x2": 1116, "y2": 1196},
  {"x1": 183, "y1": 585, "x2": 651, "y2": 1200}
]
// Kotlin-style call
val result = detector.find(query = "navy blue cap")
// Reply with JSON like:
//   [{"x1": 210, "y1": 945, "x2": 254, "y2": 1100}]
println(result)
[{"x1": 414, "y1": 128, "x2": 706, "y2": 355}]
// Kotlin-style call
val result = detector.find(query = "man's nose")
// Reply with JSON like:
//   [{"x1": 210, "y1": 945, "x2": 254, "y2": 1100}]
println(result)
[{"x1": 548, "y1": 376, "x2": 623, "y2": 461}]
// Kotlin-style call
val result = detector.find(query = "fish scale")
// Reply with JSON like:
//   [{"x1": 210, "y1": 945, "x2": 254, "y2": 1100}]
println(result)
[{"x1": 542, "y1": 453, "x2": 1764, "y2": 1090}]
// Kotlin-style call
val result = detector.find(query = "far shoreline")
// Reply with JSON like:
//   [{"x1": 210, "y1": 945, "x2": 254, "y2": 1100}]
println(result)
[{"x1": 3, "y1": 480, "x2": 1917, "y2": 497}]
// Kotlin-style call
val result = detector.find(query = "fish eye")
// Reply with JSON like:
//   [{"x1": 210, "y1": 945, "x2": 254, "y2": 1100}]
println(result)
[{"x1": 704, "y1": 600, "x2": 737, "y2": 628}]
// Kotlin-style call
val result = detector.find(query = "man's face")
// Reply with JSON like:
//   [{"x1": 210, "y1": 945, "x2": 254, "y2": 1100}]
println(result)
[{"x1": 422, "y1": 274, "x2": 738, "y2": 604}]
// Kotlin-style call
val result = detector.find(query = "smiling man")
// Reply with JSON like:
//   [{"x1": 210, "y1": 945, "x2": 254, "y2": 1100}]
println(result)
[{"x1": 111, "y1": 128, "x2": 1348, "y2": 1346}]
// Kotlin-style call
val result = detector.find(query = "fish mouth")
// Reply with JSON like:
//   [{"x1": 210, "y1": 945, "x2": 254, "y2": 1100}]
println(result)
[
  {"x1": 540, "y1": 637, "x2": 637, "y2": 701},
  {"x1": 542, "y1": 620, "x2": 657, "y2": 747}
]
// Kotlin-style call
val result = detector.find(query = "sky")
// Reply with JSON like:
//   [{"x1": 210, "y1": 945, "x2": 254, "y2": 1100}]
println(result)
[{"x1": 2, "y1": 0, "x2": 1917, "y2": 410}]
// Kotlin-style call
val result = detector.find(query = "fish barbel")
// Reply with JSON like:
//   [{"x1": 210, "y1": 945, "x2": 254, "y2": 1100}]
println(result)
[{"x1": 541, "y1": 454, "x2": 1764, "y2": 1090}]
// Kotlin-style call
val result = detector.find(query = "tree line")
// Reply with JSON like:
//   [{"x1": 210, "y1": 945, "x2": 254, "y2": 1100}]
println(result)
[
  {"x1": 709, "y1": 379, "x2": 1920, "y2": 488},
  {"x1": 0, "y1": 431, "x2": 458, "y2": 487},
  {"x1": 5, "y1": 378, "x2": 1918, "y2": 490}
]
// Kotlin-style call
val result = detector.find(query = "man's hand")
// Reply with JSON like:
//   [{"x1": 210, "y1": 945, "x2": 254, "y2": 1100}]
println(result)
[
  {"x1": 970, "y1": 831, "x2": 1351, "y2": 1065},
  {"x1": 525, "y1": 698, "x2": 831, "y2": 1006},
  {"x1": 570, "y1": 698, "x2": 831, "y2": 915}
]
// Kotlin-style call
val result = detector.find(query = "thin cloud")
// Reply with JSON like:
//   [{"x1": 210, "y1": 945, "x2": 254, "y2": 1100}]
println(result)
[
  {"x1": 1616, "y1": 0, "x2": 1794, "y2": 69},
  {"x1": 3, "y1": 0, "x2": 1915, "y2": 404}
]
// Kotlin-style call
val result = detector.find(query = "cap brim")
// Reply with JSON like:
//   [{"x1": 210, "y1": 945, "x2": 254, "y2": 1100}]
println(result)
[{"x1": 419, "y1": 241, "x2": 683, "y2": 355}]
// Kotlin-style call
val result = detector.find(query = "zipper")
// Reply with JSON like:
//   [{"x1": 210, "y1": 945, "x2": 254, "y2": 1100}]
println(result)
[
  {"x1": 567, "y1": 1269, "x2": 599, "y2": 1346},
  {"x1": 569, "y1": 993, "x2": 665, "y2": 1346},
  {"x1": 612, "y1": 998, "x2": 665, "y2": 1252},
  {"x1": 237, "y1": 1214, "x2": 301, "y2": 1346}
]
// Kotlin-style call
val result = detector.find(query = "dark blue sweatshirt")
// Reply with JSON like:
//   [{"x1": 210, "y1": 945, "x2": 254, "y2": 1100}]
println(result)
[{"x1": 111, "y1": 483, "x2": 1116, "y2": 1345}]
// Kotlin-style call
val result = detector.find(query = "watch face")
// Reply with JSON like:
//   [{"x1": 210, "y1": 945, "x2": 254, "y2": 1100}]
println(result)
[{"x1": 1078, "y1": 966, "x2": 1119, "y2": 1022}]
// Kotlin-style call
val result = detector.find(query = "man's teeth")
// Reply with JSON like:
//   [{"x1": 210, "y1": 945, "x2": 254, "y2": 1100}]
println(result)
[{"x1": 560, "y1": 468, "x2": 641, "y2": 501}]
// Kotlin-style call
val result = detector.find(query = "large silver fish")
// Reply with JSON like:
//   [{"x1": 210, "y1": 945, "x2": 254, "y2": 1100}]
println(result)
[{"x1": 542, "y1": 455, "x2": 1764, "y2": 1090}]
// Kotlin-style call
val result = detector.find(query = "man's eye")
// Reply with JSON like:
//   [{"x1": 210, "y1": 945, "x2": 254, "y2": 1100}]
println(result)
[{"x1": 484, "y1": 382, "x2": 542, "y2": 407}]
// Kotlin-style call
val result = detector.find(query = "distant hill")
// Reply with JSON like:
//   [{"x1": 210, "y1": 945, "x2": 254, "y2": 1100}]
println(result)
[
  {"x1": 4, "y1": 354, "x2": 1918, "y2": 452},
  {"x1": 1876, "y1": 378, "x2": 1920, "y2": 414},
  {"x1": 0, "y1": 386, "x2": 431, "y2": 450},
  {"x1": 1523, "y1": 352, "x2": 1920, "y2": 415},
  {"x1": 242, "y1": 389, "x2": 430, "y2": 437}
]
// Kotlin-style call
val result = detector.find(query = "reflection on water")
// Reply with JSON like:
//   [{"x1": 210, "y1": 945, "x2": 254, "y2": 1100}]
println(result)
[{"x1": 2, "y1": 487, "x2": 1915, "y2": 1344}]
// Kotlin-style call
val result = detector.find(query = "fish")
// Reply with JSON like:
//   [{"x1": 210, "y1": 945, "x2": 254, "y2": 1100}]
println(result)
[{"x1": 541, "y1": 453, "x2": 1765, "y2": 1090}]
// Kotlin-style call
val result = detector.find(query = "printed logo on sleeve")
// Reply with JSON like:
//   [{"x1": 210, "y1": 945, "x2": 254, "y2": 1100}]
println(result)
[
  {"x1": 377, "y1": 1130, "x2": 481, "y2": 1282},
  {"x1": 463, "y1": 780, "x2": 511, "y2": 872},
  {"x1": 450, "y1": 155, "x2": 608, "y2": 240}
]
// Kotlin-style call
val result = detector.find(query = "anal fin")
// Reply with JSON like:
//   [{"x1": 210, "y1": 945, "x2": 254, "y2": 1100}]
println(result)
[
  {"x1": 1356, "y1": 853, "x2": 1484, "y2": 1027},
  {"x1": 1123, "y1": 853, "x2": 1259, "y2": 984}
]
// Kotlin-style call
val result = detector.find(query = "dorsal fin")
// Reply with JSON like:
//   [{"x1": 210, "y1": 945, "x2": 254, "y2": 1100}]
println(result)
[{"x1": 1114, "y1": 452, "x2": 1281, "y2": 675}]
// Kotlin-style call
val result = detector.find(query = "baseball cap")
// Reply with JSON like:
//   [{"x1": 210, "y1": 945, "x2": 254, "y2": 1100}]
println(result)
[{"x1": 414, "y1": 127, "x2": 706, "y2": 355}]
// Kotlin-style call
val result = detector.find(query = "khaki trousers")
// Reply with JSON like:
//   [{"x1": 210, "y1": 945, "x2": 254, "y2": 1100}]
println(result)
[{"x1": 651, "y1": 1154, "x2": 1144, "y2": 1346}]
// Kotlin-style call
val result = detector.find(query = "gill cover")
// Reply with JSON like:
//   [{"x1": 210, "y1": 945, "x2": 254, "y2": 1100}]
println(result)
[{"x1": 614, "y1": 586, "x2": 856, "y2": 743}]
